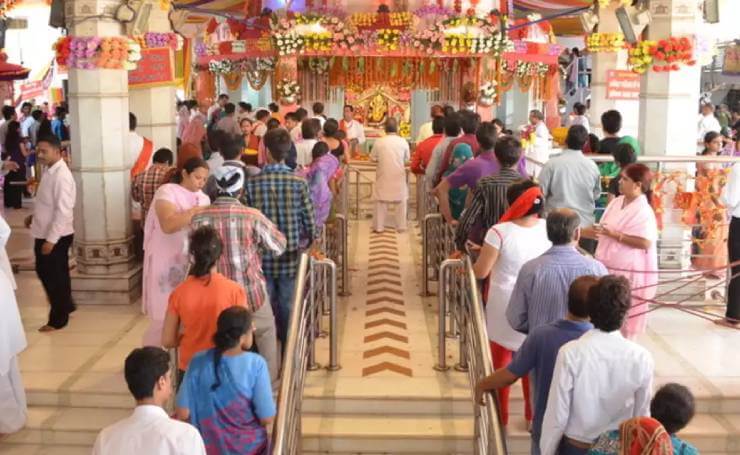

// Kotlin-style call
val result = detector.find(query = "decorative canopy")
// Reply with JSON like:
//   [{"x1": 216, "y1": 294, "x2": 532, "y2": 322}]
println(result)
[
  {"x1": 0, "y1": 51, "x2": 31, "y2": 81},
  {"x1": 513, "y1": 0, "x2": 591, "y2": 13}
]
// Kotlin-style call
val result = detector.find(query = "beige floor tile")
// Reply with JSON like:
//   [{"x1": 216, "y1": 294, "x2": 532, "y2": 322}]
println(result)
[{"x1": 19, "y1": 346, "x2": 100, "y2": 373}]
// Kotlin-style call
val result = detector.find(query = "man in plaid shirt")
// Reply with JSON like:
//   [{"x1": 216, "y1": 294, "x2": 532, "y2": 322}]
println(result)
[
  {"x1": 131, "y1": 148, "x2": 173, "y2": 222},
  {"x1": 192, "y1": 164, "x2": 287, "y2": 381},
  {"x1": 245, "y1": 128, "x2": 318, "y2": 345}
]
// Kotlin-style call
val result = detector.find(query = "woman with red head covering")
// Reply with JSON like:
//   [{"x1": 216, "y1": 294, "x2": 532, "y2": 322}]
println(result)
[
  {"x1": 582, "y1": 163, "x2": 658, "y2": 339},
  {"x1": 471, "y1": 179, "x2": 552, "y2": 428}
]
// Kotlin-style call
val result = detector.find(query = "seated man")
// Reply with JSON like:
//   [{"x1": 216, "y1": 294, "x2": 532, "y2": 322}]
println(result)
[{"x1": 92, "y1": 347, "x2": 205, "y2": 454}]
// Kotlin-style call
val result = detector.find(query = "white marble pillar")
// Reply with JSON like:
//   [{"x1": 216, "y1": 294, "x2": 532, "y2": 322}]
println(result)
[
  {"x1": 128, "y1": 2, "x2": 177, "y2": 151},
  {"x1": 638, "y1": 0, "x2": 701, "y2": 156},
  {"x1": 65, "y1": 0, "x2": 141, "y2": 304},
  {"x1": 589, "y1": 1, "x2": 646, "y2": 139}
]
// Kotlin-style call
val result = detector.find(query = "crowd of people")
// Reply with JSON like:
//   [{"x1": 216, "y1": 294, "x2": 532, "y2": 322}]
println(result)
[{"x1": 1, "y1": 93, "x2": 739, "y2": 454}]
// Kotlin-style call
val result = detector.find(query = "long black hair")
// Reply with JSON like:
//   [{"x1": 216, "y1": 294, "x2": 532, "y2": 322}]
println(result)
[
  {"x1": 189, "y1": 225, "x2": 223, "y2": 279},
  {"x1": 4, "y1": 121, "x2": 20, "y2": 150},
  {"x1": 211, "y1": 306, "x2": 252, "y2": 390}
]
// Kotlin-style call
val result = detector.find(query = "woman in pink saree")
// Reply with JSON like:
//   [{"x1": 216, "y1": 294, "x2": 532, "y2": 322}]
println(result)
[
  {"x1": 584, "y1": 163, "x2": 658, "y2": 339},
  {"x1": 142, "y1": 157, "x2": 210, "y2": 346}
]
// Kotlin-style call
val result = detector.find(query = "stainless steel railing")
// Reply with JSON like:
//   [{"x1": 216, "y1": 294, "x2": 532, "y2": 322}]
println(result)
[
  {"x1": 325, "y1": 214, "x2": 350, "y2": 296},
  {"x1": 271, "y1": 254, "x2": 340, "y2": 454},
  {"x1": 421, "y1": 213, "x2": 456, "y2": 296},
  {"x1": 435, "y1": 257, "x2": 507, "y2": 455}
]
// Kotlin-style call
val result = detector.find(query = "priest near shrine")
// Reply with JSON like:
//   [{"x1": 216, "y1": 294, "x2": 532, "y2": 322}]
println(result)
[{"x1": 371, "y1": 118, "x2": 410, "y2": 233}]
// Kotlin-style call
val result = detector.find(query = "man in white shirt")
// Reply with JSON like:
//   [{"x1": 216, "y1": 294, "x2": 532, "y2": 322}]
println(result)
[
  {"x1": 697, "y1": 103, "x2": 721, "y2": 146},
  {"x1": 415, "y1": 104, "x2": 444, "y2": 144},
  {"x1": 568, "y1": 102, "x2": 590, "y2": 133},
  {"x1": 371, "y1": 118, "x2": 410, "y2": 233},
  {"x1": 540, "y1": 275, "x2": 654, "y2": 455},
  {"x1": 19, "y1": 102, "x2": 34, "y2": 139},
  {"x1": 93, "y1": 347, "x2": 206, "y2": 455},
  {"x1": 341, "y1": 105, "x2": 366, "y2": 158},
  {"x1": 253, "y1": 110, "x2": 270, "y2": 139},
  {"x1": 0, "y1": 214, "x2": 26, "y2": 435},
  {"x1": 290, "y1": 108, "x2": 308, "y2": 143},
  {"x1": 25, "y1": 135, "x2": 77, "y2": 332},
  {"x1": 129, "y1": 113, "x2": 154, "y2": 177},
  {"x1": 295, "y1": 118, "x2": 320, "y2": 167},
  {"x1": 721, "y1": 162, "x2": 740, "y2": 325}
]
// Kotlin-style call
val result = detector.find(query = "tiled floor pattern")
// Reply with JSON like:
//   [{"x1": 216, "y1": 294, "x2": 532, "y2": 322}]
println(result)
[{"x1": 363, "y1": 230, "x2": 412, "y2": 377}]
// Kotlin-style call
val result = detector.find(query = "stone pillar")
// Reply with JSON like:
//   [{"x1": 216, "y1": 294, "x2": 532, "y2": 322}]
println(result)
[
  {"x1": 638, "y1": 0, "x2": 701, "y2": 156},
  {"x1": 66, "y1": 0, "x2": 141, "y2": 304},
  {"x1": 589, "y1": 1, "x2": 646, "y2": 138},
  {"x1": 128, "y1": 1, "x2": 177, "y2": 151}
]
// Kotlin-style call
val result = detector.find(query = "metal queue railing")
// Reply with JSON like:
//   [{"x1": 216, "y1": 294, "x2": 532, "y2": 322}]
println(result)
[
  {"x1": 271, "y1": 253, "x2": 339, "y2": 454},
  {"x1": 421, "y1": 213, "x2": 456, "y2": 296},
  {"x1": 435, "y1": 256, "x2": 507, "y2": 455}
]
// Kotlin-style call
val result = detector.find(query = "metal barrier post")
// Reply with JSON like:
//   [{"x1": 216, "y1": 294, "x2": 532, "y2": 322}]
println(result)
[
  {"x1": 325, "y1": 259, "x2": 340, "y2": 371},
  {"x1": 355, "y1": 166, "x2": 361, "y2": 219},
  {"x1": 307, "y1": 259, "x2": 320, "y2": 371},
  {"x1": 435, "y1": 259, "x2": 461, "y2": 371}
]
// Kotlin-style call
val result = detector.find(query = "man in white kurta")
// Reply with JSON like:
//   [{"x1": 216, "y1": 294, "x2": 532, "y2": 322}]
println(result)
[
  {"x1": 371, "y1": 119, "x2": 410, "y2": 233},
  {"x1": 0, "y1": 247, "x2": 27, "y2": 434},
  {"x1": 528, "y1": 109, "x2": 551, "y2": 177}
]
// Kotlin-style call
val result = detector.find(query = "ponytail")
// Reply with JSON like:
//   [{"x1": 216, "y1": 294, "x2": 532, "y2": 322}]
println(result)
[
  {"x1": 211, "y1": 306, "x2": 252, "y2": 390},
  {"x1": 189, "y1": 226, "x2": 223, "y2": 280}
]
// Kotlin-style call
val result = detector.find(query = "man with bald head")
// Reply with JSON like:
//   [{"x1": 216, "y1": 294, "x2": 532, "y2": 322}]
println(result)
[
  {"x1": 476, "y1": 276, "x2": 597, "y2": 455},
  {"x1": 506, "y1": 208, "x2": 607, "y2": 334}
]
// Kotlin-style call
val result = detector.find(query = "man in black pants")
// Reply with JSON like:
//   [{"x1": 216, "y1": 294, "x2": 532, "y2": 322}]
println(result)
[
  {"x1": 722, "y1": 161, "x2": 740, "y2": 325},
  {"x1": 25, "y1": 135, "x2": 76, "y2": 332}
]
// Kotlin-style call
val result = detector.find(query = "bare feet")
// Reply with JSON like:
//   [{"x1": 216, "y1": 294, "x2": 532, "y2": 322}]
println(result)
[
  {"x1": 38, "y1": 325, "x2": 58, "y2": 333},
  {"x1": 715, "y1": 318, "x2": 740, "y2": 328}
]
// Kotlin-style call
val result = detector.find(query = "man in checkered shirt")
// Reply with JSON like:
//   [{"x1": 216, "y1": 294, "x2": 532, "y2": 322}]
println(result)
[
  {"x1": 244, "y1": 128, "x2": 318, "y2": 346},
  {"x1": 192, "y1": 164, "x2": 287, "y2": 382}
]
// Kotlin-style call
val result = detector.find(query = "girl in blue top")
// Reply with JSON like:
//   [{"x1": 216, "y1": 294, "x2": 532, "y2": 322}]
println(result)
[{"x1": 177, "y1": 306, "x2": 276, "y2": 455}]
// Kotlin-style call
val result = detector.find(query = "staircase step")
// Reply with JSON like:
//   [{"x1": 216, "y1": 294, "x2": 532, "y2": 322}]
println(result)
[{"x1": 301, "y1": 414, "x2": 475, "y2": 453}]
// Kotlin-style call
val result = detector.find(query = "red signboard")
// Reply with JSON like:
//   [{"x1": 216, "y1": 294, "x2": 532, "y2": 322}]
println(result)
[
  {"x1": 606, "y1": 70, "x2": 641, "y2": 100},
  {"x1": 128, "y1": 47, "x2": 175, "y2": 88}
]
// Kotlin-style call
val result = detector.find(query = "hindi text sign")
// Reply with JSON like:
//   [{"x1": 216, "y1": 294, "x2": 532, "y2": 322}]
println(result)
[
  {"x1": 128, "y1": 47, "x2": 175, "y2": 88},
  {"x1": 606, "y1": 70, "x2": 640, "y2": 101}
]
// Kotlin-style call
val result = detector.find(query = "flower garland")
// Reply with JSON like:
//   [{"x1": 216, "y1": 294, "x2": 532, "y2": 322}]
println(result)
[
  {"x1": 479, "y1": 81, "x2": 496, "y2": 98},
  {"x1": 627, "y1": 36, "x2": 696, "y2": 73},
  {"x1": 204, "y1": 57, "x2": 276, "y2": 75},
  {"x1": 208, "y1": 60, "x2": 234, "y2": 75},
  {"x1": 307, "y1": 57, "x2": 330, "y2": 74},
  {"x1": 277, "y1": 78, "x2": 301, "y2": 100},
  {"x1": 376, "y1": 29, "x2": 401, "y2": 51},
  {"x1": 586, "y1": 33, "x2": 625, "y2": 53},
  {"x1": 272, "y1": 13, "x2": 361, "y2": 55},
  {"x1": 53, "y1": 36, "x2": 140, "y2": 70},
  {"x1": 350, "y1": 12, "x2": 413, "y2": 28},
  {"x1": 412, "y1": 15, "x2": 511, "y2": 56},
  {"x1": 628, "y1": 41, "x2": 654, "y2": 74},
  {"x1": 132, "y1": 32, "x2": 179, "y2": 50}
]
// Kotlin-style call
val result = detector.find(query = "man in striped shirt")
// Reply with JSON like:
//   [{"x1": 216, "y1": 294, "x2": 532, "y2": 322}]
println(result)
[
  {"x1": 454, "y1": 136, "x2": 524, "y2": 252},
  {"x1": 192, "y1": 166, "x2": 287, "y2": 381},
  {"x1": 506, "y1": 209, "x2": 607, "y2": 334}
]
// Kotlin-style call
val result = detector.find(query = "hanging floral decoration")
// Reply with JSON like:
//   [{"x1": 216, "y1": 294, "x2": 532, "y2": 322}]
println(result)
[
  {"x1": 627, "y1": 36, "x2": 696, "y2": 73},
  {"x1": 277, "y1": 78, "x2": 301, "y2": 101},
  {"x1": 208, "y1": 59, "x2": 234, "y2": 75},
  {"x1": 307, "y1": 57, "x2": 330, "y2": 74},
  {"x1": 412, "y1": 15, "x2": 511, "y2": 56},
  {"x1": 272, "y1": 13, "x2": 362, "y2": 56},
  {"x1": 350, "y1": 12, "x2": 413, "y2": 29},
  {"x1": 53, "y1": 36, "x2": 141, "y2": 70},
  {"x1": 376, "y1": 29, "x2": 402, "y2": 51},
  {"x1": 132, "y1": 32, "x2": 179, "y2": 50},
  {"x1": 628, "y1": 40, "x2": 655, "y2": 74},
  {"x1": 586, "y1": 33, "x2": 625, "y2": 53},
  {"x1": 478, "y1": 81, "x2": 496, "y2": 106},
  {"x1": 399, "y1": 121, "x2": 412, "y2": 138},
  {"x1": 0, "y1": 0, "x2": 20, "y2": 15}
]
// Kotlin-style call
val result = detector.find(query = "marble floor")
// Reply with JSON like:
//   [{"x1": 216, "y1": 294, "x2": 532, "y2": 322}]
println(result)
[{"x1": 2, "y1": 202, "x2": 740, "y2": 453}]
